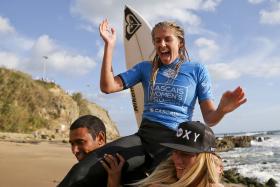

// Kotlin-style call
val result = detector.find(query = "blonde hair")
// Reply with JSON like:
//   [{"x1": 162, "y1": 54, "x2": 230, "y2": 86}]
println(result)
[
  {"x1": 135, "y1": 153, "x2": 223, "y2": 187},
  {"x1": 149, "y1": 21, "x2": 190, "y2": 98}
]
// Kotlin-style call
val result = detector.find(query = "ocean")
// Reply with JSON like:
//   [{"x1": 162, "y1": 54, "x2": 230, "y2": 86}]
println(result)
[{"x1": 218, "y1": 130, "x2": 280, "y2": 186}]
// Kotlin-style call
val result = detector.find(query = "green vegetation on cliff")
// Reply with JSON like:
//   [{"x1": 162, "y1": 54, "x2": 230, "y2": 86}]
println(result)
[
  {"x1": 0, "y1": 68, "x2": 50, "y2": 132},
  {"x1": 71, "y1": 92, "x2": 91, "y2": 116},
  {"x1": 0, "y1": 67, "x2": 119, "y2": 140}
]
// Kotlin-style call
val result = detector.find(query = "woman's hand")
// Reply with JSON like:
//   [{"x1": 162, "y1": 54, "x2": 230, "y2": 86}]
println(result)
[
  {"x1": 99, "y1": 19, "x2": 116, "y2": 47},
  {"x1": 217, "y1": 86, "x2": 247, "y2": 114},
  {"x1": 200, "y1": 86, "x2": 247, "y2": 126},
  {"x1": 101, "y1": 153, "x2": 125, "y2": 187}
]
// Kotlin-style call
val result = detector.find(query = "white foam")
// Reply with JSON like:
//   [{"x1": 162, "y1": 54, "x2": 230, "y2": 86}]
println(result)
[
  {"x1": 220, "y1": 147, "x2": 274, "y2": 159},
  {"x1": 219, "y1": 134, "x2": 280, "y2": 186},
  {"x1": 251, "y1": 136, "x2": 280, "y2": 148},
  {"x1": 236, "y1": 163, "x2": 280, "y2": 185}
]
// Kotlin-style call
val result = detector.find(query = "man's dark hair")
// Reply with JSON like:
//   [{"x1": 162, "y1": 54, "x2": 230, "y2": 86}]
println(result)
[{"x1": 70, "y1": 115, "x2": 106, "y2": 140}]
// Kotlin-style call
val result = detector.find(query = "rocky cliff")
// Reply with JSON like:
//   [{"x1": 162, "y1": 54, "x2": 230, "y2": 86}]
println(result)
[{"x1": 0, "y1": 67, "x2": 119, "y2": 140}]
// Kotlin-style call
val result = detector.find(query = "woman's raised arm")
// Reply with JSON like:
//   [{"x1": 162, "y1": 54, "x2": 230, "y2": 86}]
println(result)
[{"x1": 99, "y1": 19, "x2": 124, "y2": 93}]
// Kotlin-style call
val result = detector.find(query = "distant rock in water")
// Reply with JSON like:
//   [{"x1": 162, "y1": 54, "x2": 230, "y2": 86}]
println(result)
[
  {"x1": 216, "y1": 136, "x2": 253, "y2": 152},
  {"x1": 266, "y1": 178, "x2": 278, "y2": 187},
  {"x1": 253, "y1": 136, "x2": 270, "y2": 142},
  {"x1": 256, "y1": 136, "x2": 265, "y2": 142},
  {"x1": 0, "y1": 67, "x2": 119, "y2": 141}
]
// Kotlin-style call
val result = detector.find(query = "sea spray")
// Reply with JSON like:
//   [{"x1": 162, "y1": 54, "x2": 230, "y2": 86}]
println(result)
[{"x1": 219, "y1": 132, "x2": 280, "y2": 186}]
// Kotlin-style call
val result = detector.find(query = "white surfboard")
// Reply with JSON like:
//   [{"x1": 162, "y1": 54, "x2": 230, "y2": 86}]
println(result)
[{"x1": 123, "y1": 5, "x2": 155, "y2": 127}]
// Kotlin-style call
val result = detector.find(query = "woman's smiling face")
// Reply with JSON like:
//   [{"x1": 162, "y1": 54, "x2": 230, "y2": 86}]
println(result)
[
  {"x1": 153, "y1": 26, "x2": 182, "y2": 65},
  {"x1": 171, "y1": 150, "x2": 198, "y2": 179}
]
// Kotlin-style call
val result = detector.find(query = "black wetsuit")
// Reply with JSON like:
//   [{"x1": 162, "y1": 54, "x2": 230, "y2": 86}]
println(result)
[{"x1": 58, "y1": 119, "x2": 174, "y2": 187}]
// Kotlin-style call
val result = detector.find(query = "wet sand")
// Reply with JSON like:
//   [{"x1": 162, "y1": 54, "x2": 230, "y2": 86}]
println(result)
[{"x1": 0, "y1": 141, "x2": 76, "y2": 187}]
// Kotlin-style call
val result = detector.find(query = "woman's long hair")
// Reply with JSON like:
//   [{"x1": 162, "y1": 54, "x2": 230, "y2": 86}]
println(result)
[
  {"x1": 149, "y1": 21, "x2": 190, "y2": 98},
  {"x1": 135, "y1": 153, "x2": 223, "y2": 187}
]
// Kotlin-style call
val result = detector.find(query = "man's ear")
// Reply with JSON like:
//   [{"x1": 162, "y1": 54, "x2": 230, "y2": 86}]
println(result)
[{"x1": 96, "y1": 132, "x2": 106, "y2": 146}]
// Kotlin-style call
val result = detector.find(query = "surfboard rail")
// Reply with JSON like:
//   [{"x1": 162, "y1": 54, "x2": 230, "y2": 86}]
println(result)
[{"x1": 123, "y1": 5, "x2": 155, "y2": 127}]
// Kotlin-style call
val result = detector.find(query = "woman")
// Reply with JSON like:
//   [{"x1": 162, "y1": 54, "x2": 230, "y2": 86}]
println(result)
[
  {"x1": 137, "y1": 122, "x2": 223, "y2": 187},
  {"x1": 103, "y1": 154, "x2": 223, "y2": 187},
  {"x1": 103, "y1": 121, "x2": 224, "y2": 187},
  {"x1": 100, "y1": 19, "x2": 246, "y2": 127},
  {"x1": 58, "y1": 20, "x2": 245, "y2": 187},
  {"x1": 136, "y1": 121, "x2": 224, "y2": 187}
]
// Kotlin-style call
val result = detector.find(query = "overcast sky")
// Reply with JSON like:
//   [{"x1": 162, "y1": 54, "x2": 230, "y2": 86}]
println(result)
[{"x1": 0, "y1": 0, "x2": 280, "y2": 136}]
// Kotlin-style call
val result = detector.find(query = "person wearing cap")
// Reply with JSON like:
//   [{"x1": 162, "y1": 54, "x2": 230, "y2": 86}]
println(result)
[
  {"x1": 135, "y1": 121, "x2": 224, "y2": 187},
  {"x1": 103, "y1": 121, "x2": 223, "y2": 187}
]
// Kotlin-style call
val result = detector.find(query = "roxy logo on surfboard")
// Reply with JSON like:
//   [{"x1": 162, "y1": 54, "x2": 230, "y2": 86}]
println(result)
[{"x1": 124, "y1": 7, "x2": 142, "y2": 40}]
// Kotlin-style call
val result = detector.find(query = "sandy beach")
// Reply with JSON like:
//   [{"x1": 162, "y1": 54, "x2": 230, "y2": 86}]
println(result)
[{"x1": 0, "y1": 141, "x2": 76, "y2": 187}]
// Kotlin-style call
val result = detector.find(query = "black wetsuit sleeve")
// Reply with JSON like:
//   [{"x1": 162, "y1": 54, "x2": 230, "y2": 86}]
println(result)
[{"x1": 117, "y1": 74, "x2": 127, "y2": 90}]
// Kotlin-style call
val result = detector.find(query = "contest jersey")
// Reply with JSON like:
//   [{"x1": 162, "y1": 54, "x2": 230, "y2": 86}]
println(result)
[{"x1": 119, "y1": 59, "x2": 213, "y2": 130}]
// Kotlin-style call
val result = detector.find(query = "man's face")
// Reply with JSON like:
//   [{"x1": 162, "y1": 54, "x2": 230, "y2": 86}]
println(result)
[{"x1": 69, "y1": 127, "x2": 104, "y2": 161}]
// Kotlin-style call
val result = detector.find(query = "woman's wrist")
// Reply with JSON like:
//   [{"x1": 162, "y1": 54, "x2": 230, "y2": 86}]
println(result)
[{"x1": 216, "y1": 105, "x2": 226, "y2": 118}]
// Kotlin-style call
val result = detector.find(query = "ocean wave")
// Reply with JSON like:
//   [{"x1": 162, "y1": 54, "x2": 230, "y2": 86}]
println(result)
[
  {"x1": 216, "y1": 130, "x2": 280, "y2": 137},
  {"x1": 251, "y1": 136, "x2": 280, "y2": 148},
  {"x1": 235, "y1": 163, "x2": 280, "y2": 185},
  {"x1": 219, "y1": 133, "x2": 280, "y2": 186}
]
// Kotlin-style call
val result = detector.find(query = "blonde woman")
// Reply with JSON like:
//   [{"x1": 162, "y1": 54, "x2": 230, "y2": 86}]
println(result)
[
  {"x1": 136, "y1": 153, "x2": 223, "y2": 187},
  {"x1": 136, "y1": 121, "x2": 224, "y2": 187},
  {"x1": 103, "y1": 121, "x2": 224, "y2": 187},
  {"x1": 58, "y1": 19, "x2": 244, "y2": 187}
]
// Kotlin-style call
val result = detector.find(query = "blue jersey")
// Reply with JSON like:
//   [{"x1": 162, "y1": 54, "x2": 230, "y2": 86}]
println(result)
[{"x1": 119, "y1": 59, "x2": 213, "y2": 130}]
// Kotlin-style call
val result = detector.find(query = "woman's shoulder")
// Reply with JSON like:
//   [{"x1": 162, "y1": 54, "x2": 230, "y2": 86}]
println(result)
[
  {"x1": 181, "y1": 61, "x2": 207, "y2": 72},
  {"x1": 129, "y1": 61, "x2": 152, "y2": 72},
  {"x1": 185, "y1": 61, "x2": 205, "y2": 67},
  {"x1": 136, "y1": 60, "x2": 152, "y2": 67}
]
